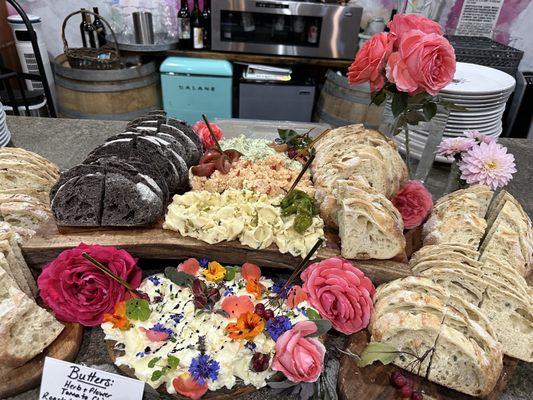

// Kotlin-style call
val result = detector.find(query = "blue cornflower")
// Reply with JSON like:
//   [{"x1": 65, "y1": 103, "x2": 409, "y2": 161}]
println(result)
[
  {"x1": 189, "y1": 354, "x2": 220, "y2": 385},
  {"x1": 265, "y1": 316, "x2": 292, "y2": 341},
  {"x1": 296, "y1": 306, "x2": 307, "y2": 317},
  {"x1": 169, "y1": 313, "x2": 184, "y2": 325},
  {"x1": 244, "y1": 341, "x2": 257, "y2": 351},
  {"x1": 151, "y1": 323, "x2": 174, "y2": 336},
  {"x1": 270, "y1": 280, "x2": 293, "y2": 299},
  {"x1": 223, "y1": 286, "x2": 234, "y2": 297},
  {"x1": 199, "y1": 258, "x2": 210, "y2": 268},
  {"x1": 148, "y1": 275, "x2": 161, "y2": 286},
  {"x1": 136, "y1": 352, "x2": 146, "y2": 358}
]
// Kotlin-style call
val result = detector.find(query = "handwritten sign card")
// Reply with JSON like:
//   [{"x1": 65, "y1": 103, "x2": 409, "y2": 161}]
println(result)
[{"x1": 39, "y1": 357, "x2": 144, "y2": 400}]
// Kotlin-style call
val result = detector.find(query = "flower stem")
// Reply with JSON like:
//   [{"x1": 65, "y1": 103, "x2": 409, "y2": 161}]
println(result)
[{"x1": 404, "y1": 124, "x2": 412, "y2": 179}]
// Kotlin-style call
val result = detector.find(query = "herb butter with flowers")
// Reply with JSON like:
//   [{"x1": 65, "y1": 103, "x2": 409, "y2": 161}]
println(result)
[{"x1": 102, "y1": 258, "x2": 339, "y2": 399}]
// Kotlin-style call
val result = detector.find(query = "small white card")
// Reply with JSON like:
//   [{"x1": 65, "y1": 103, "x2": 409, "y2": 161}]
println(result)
[{"x1": 39, "y1": 357, "x2": 144, "y2": 400}]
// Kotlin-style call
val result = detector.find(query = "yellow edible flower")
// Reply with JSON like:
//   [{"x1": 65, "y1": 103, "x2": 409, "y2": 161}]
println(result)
[{"x1": 203, "y1": 261, "x2": 226, "y2": 282}]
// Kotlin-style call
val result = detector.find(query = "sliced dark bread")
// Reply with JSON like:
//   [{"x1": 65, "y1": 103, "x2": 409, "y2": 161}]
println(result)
[
  {"x1": 50, "y1": 164, "x2": 106, "y2": 202},
  {"x1": 87, "y1": 156, "x2": 166, "y2": 203},
  {"x1": 101, "y1": 172, "x2": 162, "y2": 227},
  {"x1": 159, "y1": 124, "x2": 201, "y2": 166},
  {"x1": 84, "y1": 137, "x2": 182, "y2": 193},
  {"x1": 91, "y1": 155, "x2": 170, "y2": 203},
  {"x1": 51, "y1": 174, "x2": 104, "y2": 226},
  {"x1": 167, "y1": 118, "x2": 203, "y2": 153}
]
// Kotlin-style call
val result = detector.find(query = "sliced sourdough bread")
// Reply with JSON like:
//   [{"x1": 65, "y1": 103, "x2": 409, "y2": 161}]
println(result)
[
  {"x1": 0, "y1": 240, "x2": 32, "y2": 297},
  {"x1": 0, "y1": 188, "x2": 50, "y2": 205},
  {"x1": 423, "y1": 214, "x2": 487, "y2": 249},
  {"x1": 480, "y1": 225, "x2": 527, "y2": 277},
  {"x1": 0, "y1": 286, "x2": 64, "y2": 367},
  {"x1": 338, "y1": 198, "x2": 405, "y2": 260},
  {"x1": 0, "y1": 201, "x2": 52, "y2": 231},
  {"x1": 0, "y1": 229, "x2": 37, "y2": 297},
  {"x1": 478, "y1": 284, "x2": 533, "y2": 362},
  {"x1": 0, "y1": 147, "x2": 60, "y2": 177}
]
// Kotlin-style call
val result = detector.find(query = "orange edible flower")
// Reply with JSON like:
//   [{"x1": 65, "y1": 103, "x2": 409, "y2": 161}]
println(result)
[
  {"x1": 202, "y1": 261, "x2": 226, "y2": 282},
  {"x1": 172, "y1": 372, "x2": 208, "y2": 400},
  {"x1": 241, "y1": 262, "x2": 261, "y2": 281},
  {"x1": 287, "y1": 285, "x2": 308, "y2": 308},
  {"x1": 225, "y1": 312, "x2": 265, "y2": 340},
  {"x1": 103, "y1": 301, "x2": 130, "y2": 330},
  {"x1": 246, "y1": 279, "x2": 265, "y2": 300},
  {"x1": 221, "y1": 295, "x2": 254, "y2": 319}
]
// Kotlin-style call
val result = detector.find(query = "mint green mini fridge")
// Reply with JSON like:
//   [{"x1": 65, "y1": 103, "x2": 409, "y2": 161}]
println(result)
[{"x1": 160, "y1": 57, "x2": 233, "y2": 124}]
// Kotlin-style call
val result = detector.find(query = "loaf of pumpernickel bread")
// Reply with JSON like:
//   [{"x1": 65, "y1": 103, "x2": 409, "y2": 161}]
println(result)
[{"x1": 50, "y1": 112, "x2": 202, "y2": 227}]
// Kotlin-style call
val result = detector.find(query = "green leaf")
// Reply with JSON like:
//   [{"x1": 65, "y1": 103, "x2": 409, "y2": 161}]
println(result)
[
  {"x1": 125, "y1": 298, "x2": 151, "y2": 321},
  {"x1": 167, "y1": 355, "x2": 180, "y2": 369},
  {"x1": 407, "y1": 92, "x2": 431, "y2": 106},
  {"x1": 306, "y1": 319, "x2": 332, "y2": 338},
  {"x1": 278, "y1": 128, "x2": 289, "y2": 140},
  {"x1": 151, "y1": 369, "x2": 163, "y2": 381},
  {"x1": 357, "y1": 342, "x2": 398, "y2": 367},
  {"x1": 404, "y1": 110, "x2": 426, "y2": 125},
  {"x1": 371, "y1": 90, "x2": 386, "y2": 106},
  {"x1": 165, "y1": 267, "x2": 194, "y2": 287},
  {"x1": 391, "y1": 92, "x2": 408, "y2": 117},
  {"x1": 306, "y1": 308, "x2": 320, "y2": 320},
  {"x1": 224, "y1": 267, "x2": 236, "y2": 281},
  {"x1": 148, "y1": 357, "x2": 161, "y2": 368},
  {"x1": 423, "y1": 102, "x2": 438, "y2": 120}
]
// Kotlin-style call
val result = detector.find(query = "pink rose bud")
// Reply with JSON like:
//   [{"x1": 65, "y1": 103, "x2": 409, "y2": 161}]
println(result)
[{"x1": 392, "y1": 180, "x2": 433, "y2": 230}]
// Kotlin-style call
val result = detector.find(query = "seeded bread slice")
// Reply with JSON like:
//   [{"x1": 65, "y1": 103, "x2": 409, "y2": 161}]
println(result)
[
  {"x1": 479, "y1": 284, "x2": 533, "y2": 362},
  {"x1": 0, "y1": 286, "x2": 64, "y2": 368}
]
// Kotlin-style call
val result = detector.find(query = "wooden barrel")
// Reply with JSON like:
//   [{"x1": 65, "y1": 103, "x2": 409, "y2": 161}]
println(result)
[
  {"x1": 53, "y1": 54, "x2": 161, "y2": 120},
  {"x1": 314, "y1": 70, "x2": 384, "y2": 129}
]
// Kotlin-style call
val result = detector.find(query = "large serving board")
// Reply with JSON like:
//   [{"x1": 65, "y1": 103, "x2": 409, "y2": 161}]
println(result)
[
  {"x1": 0, "y1": 322, "x2": 83, "y2": 398},
  {"x1": 21, "y1": 221, "x2": 417, "y2": 286},
  {"x1": 106, "y1": 340, "x2": 257, "y2": 400},
  {"x1": 337, "y1": 331, "x2": 518, "y2": 400}
]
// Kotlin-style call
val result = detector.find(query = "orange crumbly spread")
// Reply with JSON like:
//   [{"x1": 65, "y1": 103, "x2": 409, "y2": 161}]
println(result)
[{"x1": 191, "y1": 155, "x2": 314, "y2": 197}]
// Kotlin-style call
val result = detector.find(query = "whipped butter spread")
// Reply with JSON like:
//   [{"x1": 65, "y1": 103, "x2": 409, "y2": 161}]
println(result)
[
  {"x1": 163, "y1": 189, "x2": 324, "y2": 258},
  {"x1": 102, "y1": 272, "x2": 310, "y2": 394}
]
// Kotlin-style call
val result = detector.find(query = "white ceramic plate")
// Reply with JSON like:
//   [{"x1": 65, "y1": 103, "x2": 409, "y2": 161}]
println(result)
[{"x1": 441, "y1": 62, "x2": 516, "y2": 94}]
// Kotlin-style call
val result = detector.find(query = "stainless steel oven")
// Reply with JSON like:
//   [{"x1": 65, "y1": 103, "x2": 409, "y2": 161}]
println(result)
[{"x1": 211, "y1": 0, "x2": 362, "y2": 60}]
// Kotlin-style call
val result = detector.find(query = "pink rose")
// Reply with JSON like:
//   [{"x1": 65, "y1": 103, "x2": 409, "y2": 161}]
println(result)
[
  {"x1": 192, "y1": 121, "x2": 224, "y2": 150},
  {"x1": 348, "y1": 32, "x2": 395, "y2": 92},
  {"x1": 301, "y1": 257, "x2": 375, "y2": 335},
  {"x1": 38, "y1": 243, "x2": 142, "y2": 327},
  {"x1": 386, "y1": 30, "x2": 456, "y2": 96},
  {"x1": 387, "y1": 13, "x2": 443, "y2": 43},
  {"x1": 272, "y1": 321, "x2": 326, "y2": 383},
  {"x1": 392, "y1": 180, "x2": 433, "y2": 230}
]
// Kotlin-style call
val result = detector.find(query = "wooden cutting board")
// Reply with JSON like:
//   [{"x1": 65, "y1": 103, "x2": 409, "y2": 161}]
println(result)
[
  {"x1": 338, "y1": 331, "x2": 518, "y2": 400},
  {"x1": 0, "y1": 322, "x2": 84, "y2": 398},
  {"x1": 21, "y1": 220, "x2": 418, "y2": 286},
  {"x1": 106, "y1": 340, "x2": 257, "y2": 400}
]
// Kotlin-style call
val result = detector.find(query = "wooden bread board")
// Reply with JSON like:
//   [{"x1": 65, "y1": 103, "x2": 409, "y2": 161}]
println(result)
[
  {"x1": 106, "y1": 340, "x2": 257, "y2": 400},
  {"x1": 21, "y1": 220, "x2": 418, "y2": 286},
  {"x1": 338, "y1": 331, "x2": 518, "y2": 400},
  {"x1": 0, "y1": 322, "x2": 84, "y2": 398}
]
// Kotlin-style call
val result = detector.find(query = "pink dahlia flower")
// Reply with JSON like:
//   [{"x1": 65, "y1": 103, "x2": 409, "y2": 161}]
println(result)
[
  {"x1": 437, "y1": 137, "x2": 477, "y2": 157},
  {"x1": 458, "y1": 142, "x2": 516, "y2": 190},
  {"x1": 463, "y1": 130, "x2": 496, "y2": 144}
]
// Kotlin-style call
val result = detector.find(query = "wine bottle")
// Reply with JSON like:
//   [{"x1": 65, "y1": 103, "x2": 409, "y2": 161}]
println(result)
[
  {"x1": 177, "y1": 0, "x2": 192, "y2": 49},
  {"x1": 191, "y1": 0, "x2": 204, "y2": 50},
  {"x1": 92, "y1": 7, "x2": 107, "y2": 48},
  {"x1": 80, "y1": 8, "x2": 97, "y2": 48},
  {"x1": 202, "y1": 0, "x2": 211, "y2": 49}
]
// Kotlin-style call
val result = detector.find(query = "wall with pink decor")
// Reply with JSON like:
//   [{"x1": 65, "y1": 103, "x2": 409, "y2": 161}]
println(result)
[{"x1": 7, "y1": 0, "x2": 533, "y2": 70}]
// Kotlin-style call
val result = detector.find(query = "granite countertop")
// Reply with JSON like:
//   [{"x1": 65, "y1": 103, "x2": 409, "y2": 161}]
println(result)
[{"x1": 5, "y1": 116, "x2": 532, "y2": 400}]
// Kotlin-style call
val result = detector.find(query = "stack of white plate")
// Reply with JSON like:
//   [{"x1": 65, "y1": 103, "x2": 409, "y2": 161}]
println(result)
[
  {"x1": 0, "y1": 104, "x2": 11, "y2": 147},
  {"x1": 385, "y1": 62, "x2": 516, "y2": 163}
]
